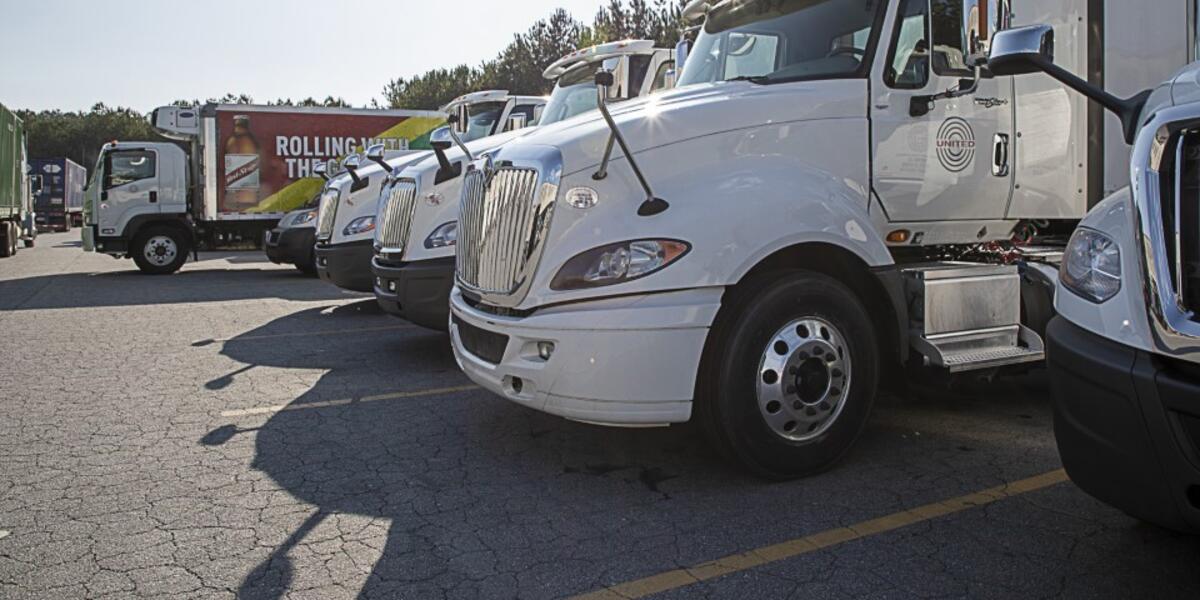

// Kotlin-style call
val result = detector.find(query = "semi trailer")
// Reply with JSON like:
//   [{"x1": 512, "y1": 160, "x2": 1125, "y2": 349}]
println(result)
[
  {"x1": 0, "y1": 102, "x2": 37, "y2": 257},
  {"x1": 446, "y1": 0, "x2": 1192, "y2": 478},
  {"x1": 372, "y1": 40, "x2": 676, "y2": 330},
  {"x1": 81, "y1": 103, "x2": 445, "y2": 274},
  {"x1": 986, "y1": 29, "x2": 1200, "y2": 531},
  {"x1": 314, "y1": 91, "x2": 545, "y2": 293},
  {"x1": 30, "y1": 157, "x2": 86, "y2": 232}
]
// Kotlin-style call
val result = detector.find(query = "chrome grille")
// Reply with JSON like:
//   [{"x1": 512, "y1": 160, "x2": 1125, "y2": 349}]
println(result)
[
  {"x1": 457, "y1": 167, "x2": 547, "y2": 296},
  {"x1": 376, "y1": 178, "x2": 418, "y2": 252},
  {"x1": 315, "y1": 188, "x2": 339, "y2": 240}
]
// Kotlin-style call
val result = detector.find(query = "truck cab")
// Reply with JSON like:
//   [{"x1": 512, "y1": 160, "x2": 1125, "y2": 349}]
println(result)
[
  {"x1": 83, "y1": 141, "x2": 192, "y2": 272},
  {"x1": 314, "y1": 91, "x2": 546, "y2": 293},
  {"x1": 987, "y1": 28, "x2": 1200, "y2": 532},
  {"x1": 446, "y1": 0, "x2": 1188, "y2": 478},
  {"x1": 371, "y1": 40, "x2": 675, "y2": 330}
]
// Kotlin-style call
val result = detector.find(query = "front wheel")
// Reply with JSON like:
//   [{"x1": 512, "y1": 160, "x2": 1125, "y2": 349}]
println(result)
[
  {"x1": 695, "y1": 271, "x2": 879, "y2": 479},
  {"x1": 131, "y1": 226, "x2": 190, "y2": 274}
]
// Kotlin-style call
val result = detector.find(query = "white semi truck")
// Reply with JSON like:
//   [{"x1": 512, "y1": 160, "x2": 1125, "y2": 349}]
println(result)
[
  {"x1": 81, "y1": 104, "x2": 445, "y2": 274},
  {"x1": 314, "y1": 92, "x2": 545, "y2": 293},
  {"x1": 446, "y1": 0, "x2": 1192, "y2": 478},
  {"x1": 372, "y1": 40, "x2": 677, "y2": 330},
  {"x1": 987, "y1": 29, "x2": 1200, "y2": 531}
]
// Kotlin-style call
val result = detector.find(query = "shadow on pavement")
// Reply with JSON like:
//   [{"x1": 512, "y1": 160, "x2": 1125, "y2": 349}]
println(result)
[{"x1": 0, "y1": 266, "x2": 356, "y2": 311}]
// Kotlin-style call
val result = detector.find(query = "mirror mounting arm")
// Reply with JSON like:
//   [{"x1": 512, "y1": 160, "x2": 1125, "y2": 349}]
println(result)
[
  {"x1": 590, "y1": 70, "x2": 669, "y2": 217},
  {"x1": 446, "y1": 112, "x2": 474, "y2": 161},
  {"x1": 910, "y1": 63, "x2": 984, "y2": 117}
]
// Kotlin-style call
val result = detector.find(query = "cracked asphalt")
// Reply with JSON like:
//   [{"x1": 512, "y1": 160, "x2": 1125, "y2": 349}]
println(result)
[{"x1": 2, "y1": 232, "x2": 1199, "y2": 599}]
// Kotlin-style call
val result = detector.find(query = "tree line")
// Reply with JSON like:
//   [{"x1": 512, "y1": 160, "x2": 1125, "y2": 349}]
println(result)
[{"x1": 18, "y1": 0, "x2": 689, "y2": 169}]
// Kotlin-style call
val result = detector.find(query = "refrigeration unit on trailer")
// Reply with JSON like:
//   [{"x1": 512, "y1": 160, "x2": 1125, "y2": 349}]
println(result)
[
  {"x1": 314, "y1": 91, "x2": 546, "y2": 293},
  {"x1": 0, "y1": 101, "x2": 37, "y2": 257},
  {"x1": 372, "y1": 40, "x2": 676, "y2": 330},
  {"x1": 81, "y1": 103, "x2": 445, "y2": 274},
  {"x1": 979, "y1": 26, "x2": 1200, "y2": 531},
  {"x1": 31, "y1": 157, "x2": 86, "y2": 232},
  {"x1": 446, "y1": 0, "x2": 1191, "y2": 478}
]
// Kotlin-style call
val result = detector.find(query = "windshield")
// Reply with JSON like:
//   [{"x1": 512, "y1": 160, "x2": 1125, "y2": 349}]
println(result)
[
  {"x1": 677, "y1": 0, "x2": 883, "y2": 86},
  {"x1": 539, "y1": 65, "x2": 601, "y2": 126},
  {"x1": 464, "y1": 102, "x2": 507, "y2": 141}
]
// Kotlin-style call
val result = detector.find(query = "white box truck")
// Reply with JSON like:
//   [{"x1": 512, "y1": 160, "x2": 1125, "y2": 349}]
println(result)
[
  {"x1": 445, "y1": 0, "x2": 1192, "y2": 478},
  {"x1": 372, "y1": 40, "x2": 677, "y2": 330},
  {"x1": 81, "y1": 103, "x2": 445, "y2": 274}
]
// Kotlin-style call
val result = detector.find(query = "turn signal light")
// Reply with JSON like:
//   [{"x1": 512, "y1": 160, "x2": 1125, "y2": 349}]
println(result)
[{"x1": 886, "y1": 230, "x2": 911, "y2": 244}]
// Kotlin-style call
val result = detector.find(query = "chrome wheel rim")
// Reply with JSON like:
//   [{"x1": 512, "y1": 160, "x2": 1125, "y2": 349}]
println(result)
[
  {"x1": 756, "y1": 316, "x2": 851, "y2": 442},
  {"x1": 144, "y1": 236, "x2": 178, "y2": 266}
]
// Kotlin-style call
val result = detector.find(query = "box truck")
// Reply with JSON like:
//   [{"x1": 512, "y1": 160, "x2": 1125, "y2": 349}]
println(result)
[
  {"x1": 313, "y1": 92, "x2": 545, "y2": 293},
  {"x1": 81, "y1": 103, "x2": 445, "y2": 274},
  {"x1": 446, "y1": 0, "x2": 1192, "y2": 478},
  {"x1": 0, "y1": 102, "x2": 37, "y2": 257},
  {"x1": 371, "y1": 40, "x2": 677, "y2": 330},
  {"x1": 31, "y1": 157, "x2": 86, "y2": 232},
  {"x1": 992, "y1": 30, "x2": 1200, "y2": 531}
]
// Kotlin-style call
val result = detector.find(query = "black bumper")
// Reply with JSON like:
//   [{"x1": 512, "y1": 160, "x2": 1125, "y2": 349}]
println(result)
[
  {"x1": 264, "y1": 227, "x2": 315, "y2": 267},
  {"x1": 315, "y1": 240, "x2": 374, "y2": 293},
  {"x1": 1047, "y1": 316, "x2": 1200, "y2": 532},
  {"x1": 371, "y1": 256, "x2": 455, "y2": 331}
]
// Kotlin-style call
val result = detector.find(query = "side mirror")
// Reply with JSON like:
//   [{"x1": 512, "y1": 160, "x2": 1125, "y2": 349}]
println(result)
[
  {"x1": 450, "y1": 104, "x2": 470, "y2": 136},
  {"x1": 988, "y1": 25, "x2": 1055, "y2": 76},
  {"x1": 675, "y1": 38, "x2": 690, "y2": 73},
  {"x1": 506, "y1": 113, "x2": 528, "y2": 132},
  {"x1": 532, "y1": 105, "x2": 545, "y2": 124},
  {"x1": 430, "y1": 126, "x2": 453, "y2": 150},
  {"x1": 366, "y1": 143, "x2": 391, "y2": 173},
  {"x1": 313, "y1": 161, "x2": 329, "y2": 181},
  {"x1": 342, "y1": 154, "x2": 361, "y2": 173}
]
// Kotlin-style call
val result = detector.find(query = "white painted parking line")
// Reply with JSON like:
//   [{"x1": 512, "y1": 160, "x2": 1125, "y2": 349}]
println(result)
[{"x1": 220, "y1": 385, "x2": 480, "y2": 417}]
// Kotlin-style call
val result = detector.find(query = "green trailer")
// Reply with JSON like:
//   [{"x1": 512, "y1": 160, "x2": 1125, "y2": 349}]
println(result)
[{"x1": 0, "y1": 101, "x2": 37, "y2": 257}]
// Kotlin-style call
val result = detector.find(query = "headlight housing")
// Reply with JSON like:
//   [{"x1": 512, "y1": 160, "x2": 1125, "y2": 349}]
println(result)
[
  {"x1": 288, "y1": 210, "x2": 317, "y2": 228},
  {"x1": 343, "y1": 215, "x2": 376, "y2": 237},
  {"x1": 424, "y1": 221, "x2": 457, "y2": 249},
  {"x1": 550, "y1": 239, "x2": 690, "y2": 291},
  {"x1": 1060, "y1": 228, "x2": 1121, "y2": 303}
]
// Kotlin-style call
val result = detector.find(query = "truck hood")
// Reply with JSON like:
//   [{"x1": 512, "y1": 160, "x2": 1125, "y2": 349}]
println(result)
[
  {"x1": 1169, "y1": 62, "x2": 1200, "y2": 108},
  {"x1": 488, "y1": 80, "x2": 868, "y2": 177},
  {"x1": 400, "y1": 127, "x2": 536, "y2": 179}
]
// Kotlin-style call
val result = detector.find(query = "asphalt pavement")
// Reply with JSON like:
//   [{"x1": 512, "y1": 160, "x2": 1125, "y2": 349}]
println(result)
[{"x1": 1, "y1": 232, "x2": 1198, "y2": 599}]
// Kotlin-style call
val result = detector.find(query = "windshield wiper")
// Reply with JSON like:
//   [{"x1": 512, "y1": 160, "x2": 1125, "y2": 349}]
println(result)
[{"x1": 723, "y1": 75, "x2": 771, "y2": 85}]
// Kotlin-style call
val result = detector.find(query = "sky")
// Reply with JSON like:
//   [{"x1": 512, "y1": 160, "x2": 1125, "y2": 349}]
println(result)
[{"x1": 0, "y1": 0, "x2": 609, "y2": 113}]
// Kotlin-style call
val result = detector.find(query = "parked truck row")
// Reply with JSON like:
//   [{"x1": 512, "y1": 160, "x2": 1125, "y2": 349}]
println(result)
[{"x1": 58, "y1": 0, "x2": 1200, "y2": 532}]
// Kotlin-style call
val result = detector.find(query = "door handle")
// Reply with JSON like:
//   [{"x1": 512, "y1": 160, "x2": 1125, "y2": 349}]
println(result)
[
  {"x1": 149, "y1": 191, "x2": 158, "y2": 203},
  {"x1": 992, "y1": 133, "x2": 1010, "y2": 177}
]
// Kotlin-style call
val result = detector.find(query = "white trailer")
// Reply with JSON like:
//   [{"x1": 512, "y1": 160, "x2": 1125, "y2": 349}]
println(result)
[{"x1": 445, "y1": 0, "x2": 1193, "y2": 478}]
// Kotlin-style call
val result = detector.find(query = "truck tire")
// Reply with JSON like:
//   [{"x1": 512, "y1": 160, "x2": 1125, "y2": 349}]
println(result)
[
  {"x1": 695, "y1": 270, "x2": 880, "y2": 480},
  {"x1": 0, "y1": 222, "x2": 13, "y2": 258},
  {"x1": 131, "y1": 226, "x2": 190, "y2": 274}
]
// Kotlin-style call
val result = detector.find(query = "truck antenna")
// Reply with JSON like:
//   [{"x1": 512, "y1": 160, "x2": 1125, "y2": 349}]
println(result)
[{"x1": 591, "y1": 70, "x2": 669, "y2": 217}]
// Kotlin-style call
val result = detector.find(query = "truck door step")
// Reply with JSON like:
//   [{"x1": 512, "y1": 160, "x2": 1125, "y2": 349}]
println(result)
[
  {"x1": 912, "y1": 324, "x2": 1045, "y2": 372},
  {"x1": 902, "y1": 262, "x2": 1045, "y2": 373}
]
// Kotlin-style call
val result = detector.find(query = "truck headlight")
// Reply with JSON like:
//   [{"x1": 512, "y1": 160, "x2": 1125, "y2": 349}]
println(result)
[
  {"x1": 343, "y1": 215, "x2": 376, "y2": 236},
  {"x1": 424, "y1": 221, "x2": 457, "y2": 249},
  {"x1": 1060, "y1": 228, "x2": 1121, "y2": 303},
  {"x1": 290, "y1": 210, "x2": 317, "y2": 227},
  {"x1": 550, "y1": 239, "x2": 690, "y2": 290}
]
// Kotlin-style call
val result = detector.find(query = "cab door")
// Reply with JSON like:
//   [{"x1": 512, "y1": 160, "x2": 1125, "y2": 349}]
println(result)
[
  {"x1": 97, "y1": 148, "x2": 159, "y2": 237},
  {"x1": 869, "y1": 0, "x2": 1014, "y2": 223}
]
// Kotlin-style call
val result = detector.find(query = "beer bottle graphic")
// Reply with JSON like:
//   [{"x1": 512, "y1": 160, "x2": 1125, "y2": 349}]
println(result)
[{"x1": 224, "y1": 115, "x2": 261, "y2": 211}]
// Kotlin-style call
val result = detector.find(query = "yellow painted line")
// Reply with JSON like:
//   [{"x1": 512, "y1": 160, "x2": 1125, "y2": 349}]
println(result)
[
  {"x1": 193, "y1": 324, "x2": 413, "y2": 346},
  {"x1": 571, "y1": 469, "x2": 1070, "y2": 600},
  {"x1": 220, "y1": 385, "x2": 479, "y2": 417}
]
